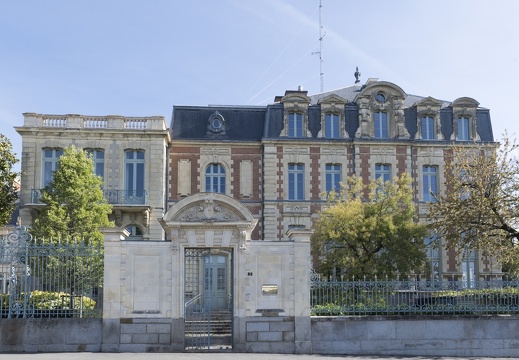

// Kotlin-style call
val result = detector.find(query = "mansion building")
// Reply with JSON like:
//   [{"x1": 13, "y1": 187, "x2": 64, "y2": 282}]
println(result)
[{"x1": 15, "y1": 78, "x2": 498, "y2": 281}]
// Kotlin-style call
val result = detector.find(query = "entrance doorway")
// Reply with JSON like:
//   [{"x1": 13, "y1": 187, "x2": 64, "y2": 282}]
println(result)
[{"x1": 184, "y1": 248, "x2": 233, "y2": 350}]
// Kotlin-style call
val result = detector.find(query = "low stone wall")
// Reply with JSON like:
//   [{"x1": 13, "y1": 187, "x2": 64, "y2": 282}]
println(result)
[
  {"x1": 311, "y1": 315, "x2": 519, "y2": 357},
  {"x1": 0, "y1": 318, "x2": 102, "y2": 352},
  {"x1": 2, "y1": 316, "x2": 519, "y2": 355},
  {"x1": 236, "y1": 316, "x2": 296, "y2": 353},
  {"x1": 102, "y1": 318, "x2": 184, "y2": 352}
]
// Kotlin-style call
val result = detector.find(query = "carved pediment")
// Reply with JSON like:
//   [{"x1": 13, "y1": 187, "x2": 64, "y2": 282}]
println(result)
[
  {"x1": 317, "y1": 94, "x2": 348, "y2": 106},
  {"x1": 450, "y1": 97, "x2": 480, "y2": 109},
  {"x1": 173, "y1": 200, "x2": 243, "y2": 222},
  {"x1": 414, "y1": 96, "x2": 443, "y2": 108},
  {"x1": 171, "y1": 194, "x2": 244, "y2": 223},
  {"x1": 281, "y1": 91, "x2": 311, "y2": 105}
]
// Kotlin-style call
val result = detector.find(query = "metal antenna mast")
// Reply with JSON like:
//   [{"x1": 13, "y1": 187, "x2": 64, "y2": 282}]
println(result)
[
  {"x1": 318, "y1": 0, "x2": 324, "y2": 92},
  {"x1": 312, "y1": 0, "x2": 325, "y2": 92}
]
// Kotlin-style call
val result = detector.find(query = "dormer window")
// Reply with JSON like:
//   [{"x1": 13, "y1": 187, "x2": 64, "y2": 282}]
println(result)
[
  {"x1": 375, "y1": 92, "x2": 386, "y2": 103},
  {"x1": 456, "y1": 117, "x2": 470, "y2": 141},
  {"x1": 354, "y1": 81, "x2": 409, "y2": 139},
  {"x1": 280, "y1": 90, "x2": 311, "y2": 138},
  {"x1": 421, "y1": 116, "x2": 436, "y2": 140},
  {"x1": 206, "y1": 111, "x2": 226, "y2": 138},
  {"x1": 450, "y1": 97, "x2": 480, "y2": 142},
  {"x1": 325, "y1": 113, "x2": 340, "y2": 138},
  {"x1": 288, "y1": 113, "x2": 303, "y2": 137},
  {"x1": 317, "y1": 94, "x2": 348, "y2": 139},
  {"x1": 374, "y1": 112, "x2": 388, "y2": 138},
  {"x1": 414, "y1": 96, "x2": 443, "y2": 141}
]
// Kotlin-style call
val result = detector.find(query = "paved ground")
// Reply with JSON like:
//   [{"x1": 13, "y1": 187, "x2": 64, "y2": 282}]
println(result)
[{"x1": 0, "y1": 354, "x2": 516, "y2": 360}]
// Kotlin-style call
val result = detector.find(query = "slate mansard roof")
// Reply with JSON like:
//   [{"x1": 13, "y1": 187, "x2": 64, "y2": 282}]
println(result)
[{"x1": 170, "y1": 81, "x2": 494, "y2": 143}]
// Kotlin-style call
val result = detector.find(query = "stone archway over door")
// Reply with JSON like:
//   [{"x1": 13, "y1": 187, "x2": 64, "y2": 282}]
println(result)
[{"x1": 160, "y1": 193, "x2": 258, "y2": 351}]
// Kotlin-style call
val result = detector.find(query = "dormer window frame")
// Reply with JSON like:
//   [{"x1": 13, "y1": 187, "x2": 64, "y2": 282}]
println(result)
[
  {"x1": 280, "y1": 90, "x2": 312, "y2": 138},
  {"x1": 373, "y1": 111, "x2": 389, "y2": 139},
  {"x1": 456, "y1": 116, "x2": 470, "y2": 141},
  {"x1": 414, "y1": 96, "x2": 443, "y2": 141},
  {"x1": 450, "y1": 97, "x2": 480, "y2": 142},
  {"x1": 288, "y1": 112, "x2": 304, "y2": 137},
  {"x1": 324, "y1": 113, "x2": 340, "y2": 138},
  {"x1": 317, "y1": 94, "x2": 348, "y2": 139},
  {"x1": 354, "y1": 82, "x2": 409, "y2": 139}
]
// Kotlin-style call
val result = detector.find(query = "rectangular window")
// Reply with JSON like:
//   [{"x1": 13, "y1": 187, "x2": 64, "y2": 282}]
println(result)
[
  {"x1": 87, "y1": 149, "x2": 105, "y2": 180},
  {"x1": 288, "y1": 113, "x2": 303, "y2": 137},
  {"x1": 374, "y1": 112, "x2": 388, "y2": 138},
  {"x1": 425, "y1": 234, "x2": 439, "y2": 259},
  {"x1": 325, "y1": 113, "x2": 340, "y2": 138},
  {"x1": 288, "y1": 163, "x2": 304, "y2": 200},
  {"x1": 325, "y1": 164, "x2": 341, "y2": 193},
  {"x1": 424, "y1": 234, "x2": 440, "y2": 280},
  {"x1": 459, "y1": 169, "x2": 470, "y2": 200},
  {"x1": 457, "y1": 117, "x2": 470, "y2": 141},
  {"x1": 42, "y1": 148, "x2": 63, "y2": 187},
  {"x1": 423, "y1": 165, "x2": 438, "y2": 202},
  {"x1": 125, "y1": 150, "x2": 145, "y2": 203},
  {"x1": 421, "y1": 116, "x2": 435, "y2": 140},
  {"x1": 462, "y1": 248, "x2": 476, "y2": 288},
  {"x1": 375, "y1": 164, "x2": 391, "y2": 183}
]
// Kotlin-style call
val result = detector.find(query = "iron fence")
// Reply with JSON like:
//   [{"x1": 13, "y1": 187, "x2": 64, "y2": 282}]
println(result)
[
  {"x1": 311, "y1": 276, "x2": 519, "y2": 316},
  {"x1": 0, "y1": 226, "x2": 103, "y2": 318}
]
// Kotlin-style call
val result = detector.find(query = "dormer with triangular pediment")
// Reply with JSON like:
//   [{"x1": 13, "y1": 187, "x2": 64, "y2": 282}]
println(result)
[{"x1": 317, "y1": 94, "x2": 348, "y2": 138}]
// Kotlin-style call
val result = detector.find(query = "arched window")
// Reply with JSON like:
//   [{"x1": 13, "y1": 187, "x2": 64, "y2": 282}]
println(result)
[
  {"x1": 205, "y1": 164, "x2": 226, "y2": 193},
  {"x1": 125, "y1": 225, "x2": 143, "y2": 240}
]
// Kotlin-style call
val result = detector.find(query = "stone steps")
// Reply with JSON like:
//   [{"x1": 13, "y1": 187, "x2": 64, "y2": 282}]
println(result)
[{"x1": 185, "y1": 310, "x2": 232, "y2": 334}]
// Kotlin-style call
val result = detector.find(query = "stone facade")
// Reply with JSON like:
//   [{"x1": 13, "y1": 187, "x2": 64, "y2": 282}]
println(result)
[
  {"x1": 15, "y1": 113, "x2": 170, "y2": 240},
  {"x1": 102, "y1": 194, "x2": 311, "y2": 352},
  {"x1": 12, "y1": 78, "x2": 499, "y2": 353},
  {"x1": 169, "y1": 78, "x2": 498, "y2": 281}
]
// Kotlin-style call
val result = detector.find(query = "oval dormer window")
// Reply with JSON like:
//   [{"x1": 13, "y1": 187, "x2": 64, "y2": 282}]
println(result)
[{"x1": 207, "y1": 111, "x2": 226, "y2": 137}]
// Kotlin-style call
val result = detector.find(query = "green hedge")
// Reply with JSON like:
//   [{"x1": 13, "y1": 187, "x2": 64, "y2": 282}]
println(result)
[{"x1": 0, "y1": 290, "x2": 96, "y2": 317}]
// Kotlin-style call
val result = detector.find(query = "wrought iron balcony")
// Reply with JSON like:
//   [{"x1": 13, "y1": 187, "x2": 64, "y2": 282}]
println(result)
[
  {"x1": 103, "y1": 189, "x2": 149, "y2": 205},
  {"x1": 30, "y1": 189, "x2": 149, "y2": 206}
]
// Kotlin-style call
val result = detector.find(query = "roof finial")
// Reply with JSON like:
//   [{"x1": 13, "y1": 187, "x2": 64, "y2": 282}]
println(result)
[{"x1": 354, "y1": 66, "x2": 361, "y2": 84}]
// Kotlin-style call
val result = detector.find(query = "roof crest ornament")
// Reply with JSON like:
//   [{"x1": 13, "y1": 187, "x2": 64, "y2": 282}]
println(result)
[{"x1": 354, "y1": 66, "x2": 361, "y2": 84}]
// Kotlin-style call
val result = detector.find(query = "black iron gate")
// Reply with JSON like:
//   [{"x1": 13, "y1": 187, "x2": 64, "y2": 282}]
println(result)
[{"x1": 184, "y1": 248, "x2": 233, "y2": 350}]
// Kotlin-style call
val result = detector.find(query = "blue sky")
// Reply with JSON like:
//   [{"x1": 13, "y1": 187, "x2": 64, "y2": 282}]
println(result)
[{"x1": 2, "y1": 0, "x2": 519, "y2": 171}]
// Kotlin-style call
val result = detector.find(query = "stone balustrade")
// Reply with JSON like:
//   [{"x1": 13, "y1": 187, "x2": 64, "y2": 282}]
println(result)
[{"x1": 22, "y1": 113, "x2": 167, "y2": 131}]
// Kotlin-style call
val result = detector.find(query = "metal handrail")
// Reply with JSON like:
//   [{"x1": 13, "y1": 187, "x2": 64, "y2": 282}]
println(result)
[{"x1": 185, "y1": 293, "x2": 202, "y2": 309}]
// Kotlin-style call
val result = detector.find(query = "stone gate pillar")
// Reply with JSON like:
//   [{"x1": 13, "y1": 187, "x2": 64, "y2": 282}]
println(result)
[{"x1": 288, "y1": 229, "x2": 313, "y2": 353}]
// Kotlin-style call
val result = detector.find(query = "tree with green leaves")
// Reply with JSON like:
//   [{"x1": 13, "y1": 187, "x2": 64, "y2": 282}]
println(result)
[
  {"x1": 0, "y1": 134, "x2": 19, "y2": 227},
  {"x1": 30, "y1": 146, "x2": 113, "y2": 297},
  {"x1": 428, "y1": 138, "x2": 519, "y2": 275},
  {"x1": 312, "y1": 173, "x2": 428, "y2": 279},
  {"x1": 31, "y1": 145, "x2": 113, "y2": 243}
]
